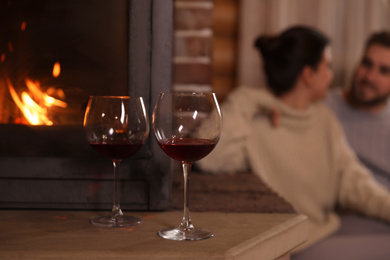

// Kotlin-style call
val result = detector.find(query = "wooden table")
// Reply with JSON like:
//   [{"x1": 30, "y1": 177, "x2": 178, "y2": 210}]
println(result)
[{"x1": 0, "y1": 210, "x2": 308, "y2": 259}]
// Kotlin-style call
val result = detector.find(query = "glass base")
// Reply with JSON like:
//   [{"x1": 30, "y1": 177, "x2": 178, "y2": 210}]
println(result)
[
  {"x1": 158, "y1": 225, "x2": 214, "y2": 241},
  {"x1": 90, "y1": 215, "x2": 141, "y2": 228}
]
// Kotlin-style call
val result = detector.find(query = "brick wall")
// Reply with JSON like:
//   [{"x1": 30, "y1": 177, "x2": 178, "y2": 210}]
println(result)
[
  {"x1": 213, "y1": 0, "x2": 238, "y2": 102},
  {"x1": 173, "y1": 0, "x2": 238, "y2": 102}
]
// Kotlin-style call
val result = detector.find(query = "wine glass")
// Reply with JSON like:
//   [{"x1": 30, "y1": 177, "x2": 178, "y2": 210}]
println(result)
[
  {"x1": 152, "y1": 92, "x2": 222, "y2": 240},
  {"x1": 83, "y1": 96, "x2": 149, "y2": 228}
]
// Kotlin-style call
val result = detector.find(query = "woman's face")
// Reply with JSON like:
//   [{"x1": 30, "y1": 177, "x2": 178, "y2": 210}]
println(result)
[{"x1": 310, "y1": 46, "x2": 334, "y2": 102}]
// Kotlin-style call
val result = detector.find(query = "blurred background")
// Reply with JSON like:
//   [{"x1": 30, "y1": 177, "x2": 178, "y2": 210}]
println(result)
[
  {"x1": 1, "y1": 0, "x2": 389, "y2": 211},
  {"x1": 174, "y1": 0, "x2": 390, "y2": 102}
]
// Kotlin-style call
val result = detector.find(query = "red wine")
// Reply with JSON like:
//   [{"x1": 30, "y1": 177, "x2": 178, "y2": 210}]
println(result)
[
  {"x1": 159, "y1": 138, "x2": 216, "y2": 162},
  {"x1": 89, "y1": 142, "x2": 143, "y2": 160}
]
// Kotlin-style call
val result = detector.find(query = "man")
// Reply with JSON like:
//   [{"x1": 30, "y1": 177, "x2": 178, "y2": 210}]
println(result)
[
  {"x1": 325, "y1": 32, "x2": 390, "y2": 190},
  {"x1": 291, "y1": 32, "x2": 390, "y2": 260}
]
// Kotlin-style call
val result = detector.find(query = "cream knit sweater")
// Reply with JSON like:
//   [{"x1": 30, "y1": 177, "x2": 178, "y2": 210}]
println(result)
[{"x1": 198, "y1": 86, "x2": 390, "y2": 249}]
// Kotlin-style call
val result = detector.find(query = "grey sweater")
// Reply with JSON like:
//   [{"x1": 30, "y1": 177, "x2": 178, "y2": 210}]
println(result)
[{"x1": 325, "y1": 89, "x2": 390, "y2": 190}]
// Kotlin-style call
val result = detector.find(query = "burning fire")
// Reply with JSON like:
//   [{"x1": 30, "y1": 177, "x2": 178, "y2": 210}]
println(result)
[
  {"x1": 2, "y1": 19, "x2": 68, "y2": 125},
  {"x1": 52, "y1": 62, "x2": 61, "y2": 78},
  {"x1": 21, "y1": 21, "x2": 26, "y2": 31},
  {"x1": 7, "y1": 62, "x2": 68, "y2": 126}
]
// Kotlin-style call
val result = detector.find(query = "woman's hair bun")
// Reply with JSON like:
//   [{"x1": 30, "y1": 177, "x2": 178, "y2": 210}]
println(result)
[{"x1": 254, "y1": 35, "x2": 280, "y2": 58}]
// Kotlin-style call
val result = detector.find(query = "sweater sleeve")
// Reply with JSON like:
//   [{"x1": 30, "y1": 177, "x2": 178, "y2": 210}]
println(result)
[
  {"x1": 331, "y1": 110, "x2": 390, "y2": 222},
  {"x1": 196, "y1": 86, "x2": 275, "y2": 174}
]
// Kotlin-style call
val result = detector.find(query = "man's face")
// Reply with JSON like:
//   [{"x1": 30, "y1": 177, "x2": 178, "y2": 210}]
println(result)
[{"x1": 350, "y1": 44, "x2": 390, "y2": 111}]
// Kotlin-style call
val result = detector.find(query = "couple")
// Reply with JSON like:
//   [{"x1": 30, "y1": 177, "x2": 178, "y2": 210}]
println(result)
[{"x1": 198, "y1": 26, "x2": 390, "y2": 259}]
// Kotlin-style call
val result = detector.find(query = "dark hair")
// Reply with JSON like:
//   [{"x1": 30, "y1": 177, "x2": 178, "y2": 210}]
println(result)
[
  {"x1": 254, "y1": 26, "x2": 330, "y2": 96},
  {"x1": 365, "y1": 31, "x2": 390, "y2": 49}
]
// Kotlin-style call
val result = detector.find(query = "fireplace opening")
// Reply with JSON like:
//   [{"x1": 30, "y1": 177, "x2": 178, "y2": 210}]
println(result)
[
  {"x1": 0, "y1": 0, "x2": 172, "y2": 211},
  {"x1": 0, "y1": 0, "x2": 129, "y2": 126}
]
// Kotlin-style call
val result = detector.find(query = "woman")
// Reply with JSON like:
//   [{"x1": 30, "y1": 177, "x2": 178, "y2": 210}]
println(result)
[{"x1": 197, "y1": 26, "x2": 390, "y2": 252}]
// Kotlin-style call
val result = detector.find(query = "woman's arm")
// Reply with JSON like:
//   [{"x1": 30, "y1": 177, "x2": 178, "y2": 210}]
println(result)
[{"x1": 197, "y1": 87, "x2": 275, "y2": 174}]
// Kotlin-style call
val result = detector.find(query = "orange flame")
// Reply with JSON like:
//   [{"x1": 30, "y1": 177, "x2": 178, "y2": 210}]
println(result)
[
  {"x1": 21, "y1": 21, "x2": 26, "y2": 31},
  {"x1": 52, "y1": 62, "x2": 60, "y2": 78},
  {"x1": 7, "y1": 79, "x2": 53, "y2": 125},
  {"x1": 7, "y1": 62, "x2": 68, "y2": 125},
  {"x1": 8, "y1": 41, "x2": 14, "y2": 52}
]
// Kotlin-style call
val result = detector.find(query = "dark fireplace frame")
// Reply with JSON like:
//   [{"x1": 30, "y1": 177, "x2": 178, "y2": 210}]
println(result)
[{"x1": 0, "y1": 0, "x2": 173, "y2": 211}]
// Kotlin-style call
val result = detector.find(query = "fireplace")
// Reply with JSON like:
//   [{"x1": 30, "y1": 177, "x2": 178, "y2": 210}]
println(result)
[{"x1": 0, "y1": 0, "x2": 173, "y2": 210}]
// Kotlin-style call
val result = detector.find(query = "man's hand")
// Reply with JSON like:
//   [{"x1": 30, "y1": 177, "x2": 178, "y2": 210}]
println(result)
[{"x1": 269, "y1": 107, "x2": 281, "y2": 127}]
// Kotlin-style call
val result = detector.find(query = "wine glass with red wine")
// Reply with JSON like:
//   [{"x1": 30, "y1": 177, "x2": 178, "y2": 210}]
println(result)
[
  {"x1": 152, "y1": 92, "x2": 222, "y2": 240},
  {"x1": 83, "y1": 96, "x2": 149, "y2": 228}
]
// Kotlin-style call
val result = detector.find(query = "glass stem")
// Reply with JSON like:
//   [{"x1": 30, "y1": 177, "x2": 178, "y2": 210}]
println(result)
[
  {"x1": 180, "y1": 161, "x2": 193, "y2": 230},
  {"x1": 112, "y1": 159, "x2": 123, "y2": 218}
]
